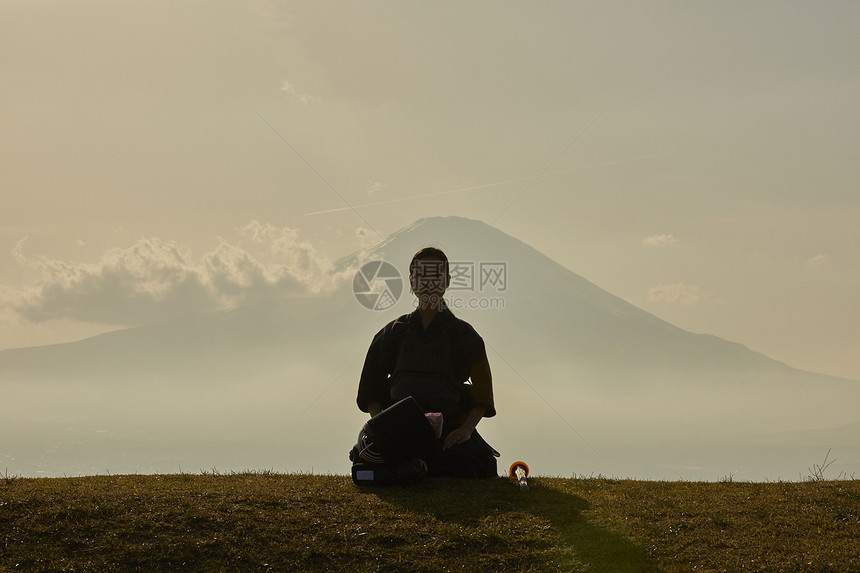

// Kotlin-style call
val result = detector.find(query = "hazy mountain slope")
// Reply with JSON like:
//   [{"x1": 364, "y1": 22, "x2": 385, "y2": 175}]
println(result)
[
  {"x1": 3, "y1": 216, "x2": 859, "y2": 481},
  {"x1": 0, "y1": 215, "x2": 804, "y2": 381},
  {"x1": 1, "y1": 215, "x2": 853, "y2": 388},
  {"x1": 353, "y1": 216, "x2": 804, "y2": 375}
]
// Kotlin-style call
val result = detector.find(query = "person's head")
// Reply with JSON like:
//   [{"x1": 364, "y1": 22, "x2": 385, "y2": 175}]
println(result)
[{"x1": 409, "y1": 247, "x2": 450, "y2": 305}]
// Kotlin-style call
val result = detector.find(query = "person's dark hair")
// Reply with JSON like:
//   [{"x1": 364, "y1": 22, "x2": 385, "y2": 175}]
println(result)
[{"x1": 409, "y1": 247, "x2": 449, "y2": 277}]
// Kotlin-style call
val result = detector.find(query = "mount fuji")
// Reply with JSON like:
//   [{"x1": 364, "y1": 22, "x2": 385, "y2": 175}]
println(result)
[{"x1": 2, "y1": 216, "x2": 858, "y2": 480}]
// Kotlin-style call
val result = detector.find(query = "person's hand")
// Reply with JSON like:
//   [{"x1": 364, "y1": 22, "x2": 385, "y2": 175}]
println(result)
[{"x1": 443, "y1": 426, "x2": 473, "y2": 451}]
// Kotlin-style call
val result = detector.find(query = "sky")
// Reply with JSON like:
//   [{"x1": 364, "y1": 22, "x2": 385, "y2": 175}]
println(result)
[{"x1": 2, "y1": 0, "x2": 859, "y2": 380}]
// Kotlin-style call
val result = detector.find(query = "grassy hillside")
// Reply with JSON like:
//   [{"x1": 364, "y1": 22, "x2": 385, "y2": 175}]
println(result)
[{"x1": 1, "y1": 472, "x2": 858, "y2": 572}]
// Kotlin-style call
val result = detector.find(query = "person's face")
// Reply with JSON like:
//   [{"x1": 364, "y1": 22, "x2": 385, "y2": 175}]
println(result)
[{"x1": 410, "y1": 257, "x2": 449, "y2": 304}]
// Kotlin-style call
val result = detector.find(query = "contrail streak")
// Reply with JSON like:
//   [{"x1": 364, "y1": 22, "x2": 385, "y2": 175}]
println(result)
[
  {"x1": 303, "y1": 151, "x2": 666, "y2": 217},
  {"x1": 304, "y1": 175, "x2": 542, "y2": 217},
  {"x1": 482, "y1": 110, "x2": 605, "y2": 234},
  {"x1": 254, "y1": 110, "x2": 383, "y2": 237}
]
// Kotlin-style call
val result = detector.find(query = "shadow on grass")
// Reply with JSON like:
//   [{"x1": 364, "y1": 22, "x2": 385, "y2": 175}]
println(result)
[{"x1": 370, "y1": 476, "x2": 661, "y2": 572}]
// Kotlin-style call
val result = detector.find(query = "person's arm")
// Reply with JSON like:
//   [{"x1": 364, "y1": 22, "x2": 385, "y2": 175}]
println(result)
[
  {"x1": 444, "y1": 330, "x2": 495, "y2": 449},
  {"x1": 465, "y1": 355, "x2": 495, "y2": 417},
  {"x1": 357, "y1": 327, "x2": 391, "y2": 414}
]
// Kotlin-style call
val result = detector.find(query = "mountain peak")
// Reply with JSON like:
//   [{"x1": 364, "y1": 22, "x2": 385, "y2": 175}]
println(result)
[{"x1": 370, "y1": 216, "x2": 494, "y2": 259}]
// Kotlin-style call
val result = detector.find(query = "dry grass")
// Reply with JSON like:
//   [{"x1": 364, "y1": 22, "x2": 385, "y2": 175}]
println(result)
[{"x1": 1, "y1": 472, "x2": 858, "y2": 571}]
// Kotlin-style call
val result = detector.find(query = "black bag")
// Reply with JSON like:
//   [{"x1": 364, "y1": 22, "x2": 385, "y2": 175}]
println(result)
[
  {"x1": 349, "y1": 397, "x2": 436, "y2": 486},
  {"x1": 350, "y1": 456, "x2": 428, "y2": 486},
  {"x1": 361, "y1": 396, "x2": 436, "y2": 462}
]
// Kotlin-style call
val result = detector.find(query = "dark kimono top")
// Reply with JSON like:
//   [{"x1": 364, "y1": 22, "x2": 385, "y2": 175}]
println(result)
[{"x1": 356, "y1": 307, "x2": 496, "y2": 421}]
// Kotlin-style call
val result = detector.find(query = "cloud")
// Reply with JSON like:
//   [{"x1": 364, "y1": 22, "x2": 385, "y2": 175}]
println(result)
[
  {"x1": 280, "y1": 79, "x2": 320, "y2": 105},
  {"x1": 807, "y1": 254, "x2": 828, "y2": 266},
  {"x1": 367, "y1": 180, "x2": 386, "y2": 196},
  {"x1": 12, "y1": 237, "x2": 212, "y2": 325},
  {"x1": 647, "y1": 283, "x2": 704, "y2": 306},
  {"x1": 9, "y1": 224, "x2": 350, "y2": 326},
  {"x1": 355, "y1": 226, "x2": 378, "y2": 251},
  {"x1": 642, "y1": 234, "x2": 678, "y2": 247},
  {"x1": 0, "y1": 285, "x2": 20, "y2": 314},
  {"x1": 238, "y1": 220, "x2": 353, "y2": 290}
]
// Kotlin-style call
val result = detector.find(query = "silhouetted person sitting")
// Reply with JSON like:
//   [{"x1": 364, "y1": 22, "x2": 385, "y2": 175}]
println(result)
[{"x1": 352, "y1": 247, "x2": 498, "y2": 483}]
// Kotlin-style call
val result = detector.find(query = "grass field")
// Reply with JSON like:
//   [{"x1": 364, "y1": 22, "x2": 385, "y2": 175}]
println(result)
[{"x1": 2, "y1": 471, "x2": 859, "y2": 572}]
